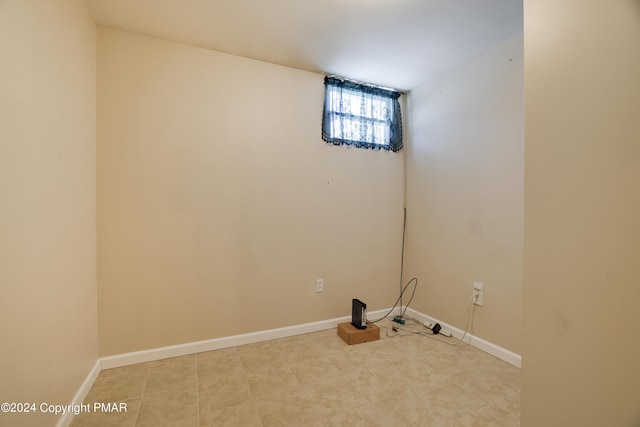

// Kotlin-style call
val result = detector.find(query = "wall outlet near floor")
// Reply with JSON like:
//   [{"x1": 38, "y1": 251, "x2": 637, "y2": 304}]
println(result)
[
  {"x1": 473, "y1": 282, "x2": 483, "y2": 306},
  {"x1": 315, "y1": 278, "x2": 324, "y2": 293}
]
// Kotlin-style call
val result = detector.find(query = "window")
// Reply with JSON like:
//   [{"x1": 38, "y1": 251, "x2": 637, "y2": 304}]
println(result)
[{"x1": 322, "y1": 76, "x2": 403, "y2": 152}]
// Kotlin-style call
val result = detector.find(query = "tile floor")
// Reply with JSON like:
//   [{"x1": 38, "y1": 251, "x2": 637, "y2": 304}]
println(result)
[{"x1": 71, "y1": 318, "x2": 520, "y2": 426}]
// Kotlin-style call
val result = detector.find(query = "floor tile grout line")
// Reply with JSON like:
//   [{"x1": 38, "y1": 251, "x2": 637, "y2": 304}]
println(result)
[
  {"x1": 234, "y1": 344, "x2": 269, "y2": 427},
  {"x1": 132, "y1": 363, "x2": 151, "y2": 427}
]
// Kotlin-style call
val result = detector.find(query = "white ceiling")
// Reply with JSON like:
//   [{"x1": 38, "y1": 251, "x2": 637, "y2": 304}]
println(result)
[{"x1": 84, "y1": 0, "x2": 522, "y2": 91}]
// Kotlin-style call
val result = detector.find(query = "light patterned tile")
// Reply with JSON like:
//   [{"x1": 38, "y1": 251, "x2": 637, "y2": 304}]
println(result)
[
  {"x1": 276, "y1": 335, "x2": 345, "y2": 363},
  {"x1": 427, "y1": 344, "x2": 497, "y2": 377},
  {"x1": 255, "y1": 392, "x2": 336, "y2": 427},
  {"x1": 476, "y1": 359, "x2": 521, "y2": 390},
  {"x1": 325, "y1": 353, "x2": 370, "y2": 378},
  {"x1": 397, "y1": 332, "x2": 448, "y2": 355},
  {"x1": 99, "y1": 363, "x2": 149, "y2": 378},
  {"x1": 348, "y1": 334, "x2": 406, "y2": 358},
  {"x1": 144, "y1": 362, "x2": 197, "y2": 396},
  {"x1": 289, "y1": 357, "x2": 342, "y2": 386},
  {"x1": 236, "y1": 340, "x2": 277, "y2": 354},
  {"x1": 238, "y1": 345, "x2": 288, "y2": 375},
  {"x1": 136, "y1": 389, "x2": 197, "y2": 427},
  {"x1": 199, "y1": 374, "x2": 254, "y2": 412},
  {"x1": 327, "y1": 349, "x2": 395, "y2": 377},
  {"x1": 454, "y1": 394, "x2": 520, "y2": 427},
  {"x1": 71, "y1": 398, "x2": 140, "y2": 427},
  {"x1": 273, "y1": 332, "x2": 311, "y2": 346},
  {"x1": 314, "y1": 328, "x2": 340, "y2": 338},
  {"x1": 199, "y1": 401, "x2": 264, "y2": 427},
  {"x1": 445, "y1": 365, "x2": 519, "y2": 405},
  {"x1": 360, "y1": 369, "x2": 414, "y2": 404},
  {"x1": 197, "y1": 356, "x2": 245, "y2": 383},
  {"x1": 454, "y1": 390, "x2": 521, "y2": 426},
  {"x1": 324, "y1": 390, "x2": 440, "y2": 427},
  {"x1": 245, "y1": 365, "x2": 301, "y2": 399},
  {"x1": 196, "y1": 347, "x2": 239, "y2": 362},
  {"x1": 304, "y1": 375, "x2": 370, "y2": 409},
  {"x1": 411, "y1": 382, "x2": 487, "y2": 420},
  {"x1": 149, "y1": 355, "x2": 195, "y2": 368},
  {"x1": 276, "y1": 339, "x2": 319, "y2": 363},
  {"x1": 495, "y1": 391, "x2": 520, "y2": 414},
  {"x1": 83, "y1": 365, "x2": 148, "y2": 403},
  {"x1": 74, "y1": 326, "x2": 520, "y2": 426},
  {"x1": 313, "y1": 334, "x2": 350, "y2": 352},
  {"x1": 391, "y1": 352, "x2": 444, "y2": 388}
]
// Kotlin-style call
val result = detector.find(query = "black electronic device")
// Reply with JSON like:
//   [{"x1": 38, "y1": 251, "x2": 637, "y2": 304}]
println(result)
[{"x1": 351, "y1": 298, "x2": 367, "y2": 329}]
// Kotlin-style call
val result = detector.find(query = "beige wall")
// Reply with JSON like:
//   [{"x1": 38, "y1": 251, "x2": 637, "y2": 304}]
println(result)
[
  {"x1": 405, "y1": 33, "x2": 524, "y2": 354},
  {"x1": 0, "y1": 1, "x2": 98, "y2": 426},
  {"x1": 522, "y1": 1, "x2": 640, "y2": 426},
  {"x1": 97, "y1": 29, "x2": 404, "y2": 356}
]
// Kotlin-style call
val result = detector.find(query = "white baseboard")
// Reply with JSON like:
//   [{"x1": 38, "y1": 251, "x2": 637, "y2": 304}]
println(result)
[
  {"x1": 100, "y1": 306, "x2": 520, "y2": 369},
  {"x1": 101, "y1": 309, "x2": 395, "y2": 370},
  {"x1": 404, "y1": 308, "x2": 521, "y2": 368},
  {"x1": 56, "y1": 359, "x2": 101, "y2": 427}
]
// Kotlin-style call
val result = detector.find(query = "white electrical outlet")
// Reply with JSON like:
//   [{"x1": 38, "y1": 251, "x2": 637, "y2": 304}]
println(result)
[
  {"x1": 315, "y1": 278, "x2": 324, "y2": 293},
  {"x1": 473, "y1": 282, "x2": 483, "y2": 306}
]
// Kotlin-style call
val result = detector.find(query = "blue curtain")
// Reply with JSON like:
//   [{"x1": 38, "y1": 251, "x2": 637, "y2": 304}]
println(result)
[{"x1": 322, "y1": 76, "x2": 403, "y2": 152}]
